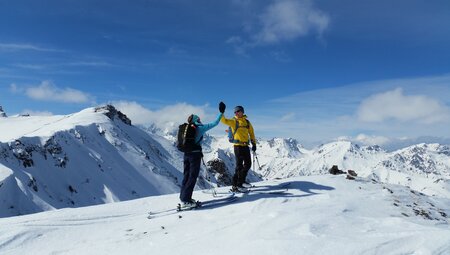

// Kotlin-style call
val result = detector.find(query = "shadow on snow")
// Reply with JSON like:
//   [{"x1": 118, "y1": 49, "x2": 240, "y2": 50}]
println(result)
[{"x1": 199, "y1": 181, "x2": 335, "y2": 210}]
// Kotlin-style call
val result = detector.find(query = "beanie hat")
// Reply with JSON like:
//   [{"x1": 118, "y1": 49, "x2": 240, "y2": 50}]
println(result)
[
  {"x1": 234, "y1": 105, "x2": 244, "y2": 113},
  {"x1": 188, "y1": 114, "x2": 201, "y2": 124}
]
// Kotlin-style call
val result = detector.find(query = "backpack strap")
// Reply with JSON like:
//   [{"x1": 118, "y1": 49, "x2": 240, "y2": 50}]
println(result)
[
  {"x1": 230, "y1": 119, "x2": 250, "y2": 144},
  {"x1": 232, "y1": 121, "x2": 239, "y2": 139},
  {"x1": 191, "y1": 123, "x2": 203, "y2": 145}
]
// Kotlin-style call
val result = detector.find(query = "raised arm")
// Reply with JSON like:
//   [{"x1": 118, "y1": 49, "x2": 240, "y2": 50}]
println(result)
[
  {"x1": 220, "y1": 114, "x2": 236, "y2": 127},
  {"x1": 197, "y1": 113, "x2": 223, "y2": 135}
]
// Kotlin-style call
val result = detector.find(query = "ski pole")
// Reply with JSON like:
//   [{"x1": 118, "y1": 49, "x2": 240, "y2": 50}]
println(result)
[
  {"x1": 252, "y1": 152, "x2": 256, "y2": 171},
  {"x1": 253, "y1": 152, "x2": 262, "y2": 170},
  {"x1": 201, "y1": 157, "x2": 217, "y2": 197}
]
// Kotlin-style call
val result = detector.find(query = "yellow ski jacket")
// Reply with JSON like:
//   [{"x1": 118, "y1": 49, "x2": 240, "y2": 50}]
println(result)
[{"x1": 221, "y1": 115, "x2": 256, "y2": 146}]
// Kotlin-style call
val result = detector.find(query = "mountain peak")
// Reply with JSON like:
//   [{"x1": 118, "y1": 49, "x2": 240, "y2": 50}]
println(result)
[
  {"x1": 260, "y1": 137, "x2": 303, "y2": 158},
  {"x1": 317, "y1": 140, "x2": 360, "y2": 153},
  {"x1": 94, "y1": 105, "x2": 132, "y2": 126},
  {"x1": 0, "y1": 106, "x2": 6, "y2": 118}
]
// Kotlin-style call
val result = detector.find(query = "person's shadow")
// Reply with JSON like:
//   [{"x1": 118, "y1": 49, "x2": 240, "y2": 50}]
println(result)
[{"x1": 200, "y1": 180, "x2": 335, "y2": 209}]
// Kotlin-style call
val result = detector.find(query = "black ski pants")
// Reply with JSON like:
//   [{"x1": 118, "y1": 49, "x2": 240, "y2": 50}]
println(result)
[
  {"x1": 233, "y1": 145, "x2": 251, "y2": 187},
  {"x1": 180, "y1": 151, "x2": 202, "y2": 202}
]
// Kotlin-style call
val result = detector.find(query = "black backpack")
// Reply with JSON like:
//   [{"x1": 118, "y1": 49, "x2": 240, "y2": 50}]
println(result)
[{"x1": 177, "y1": 123, "x2": 197, "y2": 152}]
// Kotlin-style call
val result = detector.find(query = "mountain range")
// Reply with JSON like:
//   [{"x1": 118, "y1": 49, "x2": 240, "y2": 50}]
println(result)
[{"x1": 0, "y1": 105, "x2": 449, "y2": 217}]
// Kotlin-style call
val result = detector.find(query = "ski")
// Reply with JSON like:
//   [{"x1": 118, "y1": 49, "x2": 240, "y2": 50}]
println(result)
[
  {"x1": 227, "y1": 181, "x2": 291, "y2": 194},
  {"x1": 147, "y1": 193, "x2": 237, "y2": 219},
  {"x1": 251, "y1": 182, "x2": 291, "y2": 191}
]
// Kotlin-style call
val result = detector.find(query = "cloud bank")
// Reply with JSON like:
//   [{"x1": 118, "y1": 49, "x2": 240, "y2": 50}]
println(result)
[
  {"x1": 10, "y1": 81, "x2": 93, "y2": 104},
  {"x1": 112, "y1": 101, "x2": 211, "y2": 133},
  {"x1": 260, "y1": 74, "x2": 450, "y2": 147},
  {"x1": 357, "y1": 88, "x2": 450, "y2": 124}
]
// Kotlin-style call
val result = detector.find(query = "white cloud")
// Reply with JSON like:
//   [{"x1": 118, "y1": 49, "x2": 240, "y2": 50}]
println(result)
[
  {"x1": 9, "y1": 83, "x2": 22, "y2": 93},
  {"x1": 254, "y1": 0, "x2": 329, "y2": 45},
  {"x1": 112, "y1": 101, "x2": 210, "y2": 131},
  {"x1": 228, "y1": 0, "x2": 329, "y2": 56},
  {"x1": 270, "y1": 50, "x2": 292, "y2": 62},
  {"x1": 354, "y1": 134, "x2": 391, "y2": 146},
  {"x1": 357, "y1": 88, "x2": 450, "y2": 124},
  {"x1": 12, "y1": 64, "x2": 46, "y2": 70},
  {"x1": 226, "y1": 36, "x2": 250, "y2": 57},
  {"x1": 0, "y1": 43, "x2": 62, "y2": 52},
  {"x1": 19, "y1": 81, "x2": 93, "y2": 103},
  {"x1": 280, "y1": 112, "x2": 295, "y2": 121},
  {"x1": 66, "y1": 61, "x2": 114, "y2": 67}
]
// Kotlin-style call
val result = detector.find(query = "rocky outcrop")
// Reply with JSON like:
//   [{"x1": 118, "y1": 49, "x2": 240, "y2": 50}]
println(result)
[
  {"x1": 207, "y1": 158, "x2": 232, "y2": 186},
  {"x1": 0, "y1": 106, "x2": 6, "y2": 117},
  {"x1": 11, "y1": 140, "x2": 34, "y2": 168},
  {"x1": 95, "y1": 105, "x2": 131, "y2": 126}
]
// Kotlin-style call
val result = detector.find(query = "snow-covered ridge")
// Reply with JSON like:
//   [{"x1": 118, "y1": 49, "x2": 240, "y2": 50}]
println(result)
[
  {"x1": 0, "y1": 105, "x2": 183, "y2": 217},
  {"x1": 0, "y1": 105, "x2": 132, "y2": 142},
  {"x1": 1, "y1": 105, "x2": 450, "y2": 218}
]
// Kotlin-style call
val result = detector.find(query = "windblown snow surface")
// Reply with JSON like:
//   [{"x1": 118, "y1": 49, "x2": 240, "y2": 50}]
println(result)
[{"x1": 0, "y1": 175, "x2": 449, "y2": 255}]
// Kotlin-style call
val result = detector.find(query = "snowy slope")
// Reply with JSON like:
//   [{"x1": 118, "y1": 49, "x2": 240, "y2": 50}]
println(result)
[
  {"x1": 0, "y1": 175, "x2": 448, "y2": 255},
  {"x1": 0, "y1": 105, "x2": 183, "y2": 217}
]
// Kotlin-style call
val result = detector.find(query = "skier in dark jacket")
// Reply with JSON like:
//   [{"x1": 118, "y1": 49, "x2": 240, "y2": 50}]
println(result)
[{"x1": 179, "y1": 105, "x2": 223, "y2": 209}]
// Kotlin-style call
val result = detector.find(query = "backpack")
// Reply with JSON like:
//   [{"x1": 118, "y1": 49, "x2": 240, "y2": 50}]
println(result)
[
  {"x1": 228, "y1": 119, "x2": 250, "y2": 143},
  {"x1": 177, "y1": 123, "x2": 197, "y2": 152}
]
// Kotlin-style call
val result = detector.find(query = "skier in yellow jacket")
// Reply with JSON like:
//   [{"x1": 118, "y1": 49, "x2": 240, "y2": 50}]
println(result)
[{"x1": 219, "y1": 102, "x2": 256, "y2": 192}]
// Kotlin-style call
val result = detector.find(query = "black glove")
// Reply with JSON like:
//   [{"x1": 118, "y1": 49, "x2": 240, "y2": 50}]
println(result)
[
  {"x1": 219, "y1": 101, "x2": 226, "y2": 113},
  {"x1": 251, "y1": 142, "x2": 257, "y2": 152}
]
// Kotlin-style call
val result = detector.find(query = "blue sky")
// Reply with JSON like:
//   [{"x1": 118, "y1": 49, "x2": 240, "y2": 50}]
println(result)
[{"x1": 1, "y1": 0, "x2": 450, "y2": 148}]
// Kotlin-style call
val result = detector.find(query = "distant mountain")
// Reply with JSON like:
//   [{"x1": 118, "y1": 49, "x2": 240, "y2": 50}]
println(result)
[
  {"x1": 0, "y1": 105, "x2": 183, "y2": 217},
  {"x1": 197, "y1": 138, "x2": 450, "y2": 198},
  {"x1": 1, "y1": 105, "x2": 449, "y2": 218}
]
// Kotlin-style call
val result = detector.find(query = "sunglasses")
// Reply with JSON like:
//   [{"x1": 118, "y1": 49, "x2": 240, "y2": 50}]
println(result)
[{"x1": 234, "y1": 110, "x2": 241, "y2": 114}]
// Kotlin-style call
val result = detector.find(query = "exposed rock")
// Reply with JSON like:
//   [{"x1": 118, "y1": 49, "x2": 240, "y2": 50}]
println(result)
[
  {"x1": 207, "y1": 158, "x2": 232, "y2": 186},
  {"x1": 95, "y1": 105, "x2": 131, "y2": 126},
  {"x1": 11, "y1": 140, "x2": 34, "y2": 168},
  {"x1": 329, "y1": 165, "x2": 345, "y2": 175},
  {"x1": 0, "y1": 106, "x2": 7, "y2": 117},
  {"x1": 28, "y1": 177, "x2": 38, "y2": 192}
]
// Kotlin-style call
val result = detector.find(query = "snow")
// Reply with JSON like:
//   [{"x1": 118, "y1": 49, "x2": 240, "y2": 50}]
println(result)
[
  {"x1": 0, "y1": 106, "x2": 183, "y2": 217},
  {"x1": 0, "y1": 109, "x2": 107, "y2": 142},
  {"x1": 1, "y1": 105, "x2": 450, "y2": 254},
  {"x1": 201, "y1": 137, "x2": 450, "y2": 197},
  {"x1": 0, "y1": 175, "x2": 449, "y2": 255}
]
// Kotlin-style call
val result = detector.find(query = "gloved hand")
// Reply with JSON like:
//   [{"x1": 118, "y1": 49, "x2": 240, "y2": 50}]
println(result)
[
  {"x1": 251, "y1": 142, "x2": 257, "y2": 152},
  {"x1": 219, "y1": 101, "x2": 226, "y2": 113}
]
